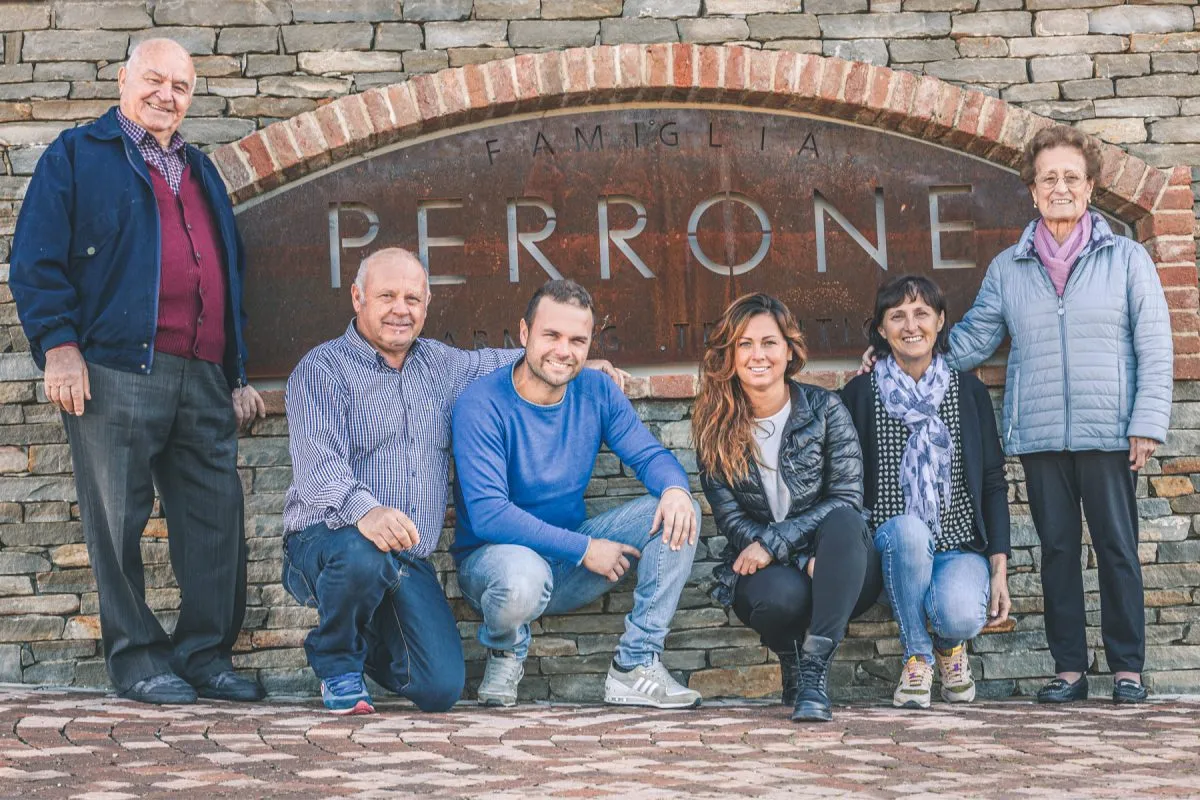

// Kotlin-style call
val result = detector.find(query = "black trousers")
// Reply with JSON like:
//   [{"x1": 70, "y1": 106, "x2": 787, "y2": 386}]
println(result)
[
  {"x1": 732, "y1": 506, "x2": 883, "y2": 653},
  {"x1": 63, "y1": 354, "x2": 247, "y2": 692},
  {"x1": 1021, "y1": 450, "x2": 1144, "y2": 674}
]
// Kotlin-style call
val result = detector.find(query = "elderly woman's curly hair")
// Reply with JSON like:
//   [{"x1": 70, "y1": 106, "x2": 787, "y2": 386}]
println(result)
[{"x1": 1019, "y1": 125, "x2": 1103, "y2": 187}]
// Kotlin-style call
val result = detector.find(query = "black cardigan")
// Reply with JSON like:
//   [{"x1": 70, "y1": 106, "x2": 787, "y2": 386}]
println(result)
[{"x1": 840, "y1": 370, "x2": 1011, "y2": 557}]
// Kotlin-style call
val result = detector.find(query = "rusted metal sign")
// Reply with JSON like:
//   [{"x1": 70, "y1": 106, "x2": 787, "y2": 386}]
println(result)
[{"x1": 237, "y1": 107, "x2": 1043, "y2": 378}]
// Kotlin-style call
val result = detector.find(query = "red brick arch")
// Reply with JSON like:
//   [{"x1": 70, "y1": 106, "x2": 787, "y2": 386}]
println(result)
[{"x1": 212, "y1": 44, "x2": 1200, "y2": 381}]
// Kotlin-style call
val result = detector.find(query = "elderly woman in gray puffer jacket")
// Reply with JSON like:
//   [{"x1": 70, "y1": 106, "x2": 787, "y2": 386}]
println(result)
[{"x1": 946, "y1": 125, "x2": 1172, "y2": 705}]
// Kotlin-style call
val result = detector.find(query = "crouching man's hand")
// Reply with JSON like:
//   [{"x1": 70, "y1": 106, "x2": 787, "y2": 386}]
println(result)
[
  {"x1": 582, "y1": 538, "x2": 641, "y2": 582},
  {"x1": 357, "y1": 506, "x2": 420, "y2": 552}
]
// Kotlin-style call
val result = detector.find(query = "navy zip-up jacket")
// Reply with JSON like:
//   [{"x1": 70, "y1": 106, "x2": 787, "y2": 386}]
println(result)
[{"x1": 10, "y1": 106, "x2": 250, "y2": 387}]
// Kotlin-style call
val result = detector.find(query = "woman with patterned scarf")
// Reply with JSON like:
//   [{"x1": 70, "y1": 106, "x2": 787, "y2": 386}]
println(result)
[{"x1": 843, "y1": 275, "x2": 1012, "y2": 710}]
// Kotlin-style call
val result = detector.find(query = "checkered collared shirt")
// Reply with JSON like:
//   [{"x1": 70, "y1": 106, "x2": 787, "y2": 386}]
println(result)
[
  {"x1": 283, "y1": 322, "x2": 523, "y2": 559},
  {"x1": 116, "y1": 108, "x2": 188, "y2": 195}
]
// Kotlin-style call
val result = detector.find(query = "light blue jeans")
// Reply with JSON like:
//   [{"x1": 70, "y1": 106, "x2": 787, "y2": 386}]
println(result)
[
  {"x1": 873, "y1": 514, "x2": 990, "y2": 663},
  {"x1": 456, "y1": 493, "x2": 699, "y2": 668}
]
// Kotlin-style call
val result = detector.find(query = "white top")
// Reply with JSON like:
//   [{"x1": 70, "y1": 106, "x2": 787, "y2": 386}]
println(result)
[{"x1": 753, "y1": 400, "x2": 792, "y2": 524}]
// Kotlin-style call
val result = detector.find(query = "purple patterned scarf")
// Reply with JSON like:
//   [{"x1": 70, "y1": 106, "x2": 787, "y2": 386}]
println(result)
[{"x1": 1034, "y1": 212, "x2": 1091, "y2": 297}]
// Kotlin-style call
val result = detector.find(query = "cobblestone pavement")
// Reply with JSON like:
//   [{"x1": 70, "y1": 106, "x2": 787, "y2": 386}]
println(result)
[{"x1": 1, "y1": 688, "x2": 1200, "y2": 799}]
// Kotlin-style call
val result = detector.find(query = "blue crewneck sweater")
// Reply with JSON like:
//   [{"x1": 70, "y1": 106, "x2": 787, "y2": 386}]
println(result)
[{"x1": 451, "y1": 363, "x2": 689, "y2": 564}]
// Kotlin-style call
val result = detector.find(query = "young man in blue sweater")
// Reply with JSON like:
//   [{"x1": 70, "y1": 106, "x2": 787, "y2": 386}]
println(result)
[{"x1": 452, "y1": 280, "x2": 702, "y2": 709}]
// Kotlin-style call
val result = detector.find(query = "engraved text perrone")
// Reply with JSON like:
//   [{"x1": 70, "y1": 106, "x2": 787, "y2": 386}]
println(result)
[{"x1": 236, "y1": 107, "x2": 1041, "y2": 378}]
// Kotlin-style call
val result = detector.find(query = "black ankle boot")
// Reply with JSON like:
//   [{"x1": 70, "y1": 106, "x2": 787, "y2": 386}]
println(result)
[
  {"x1": 791, "y1": 634, "x2": 836, "y2": 723},
  {"x1": 777, "y1": 646, "x2": 801, "y2": 706}
]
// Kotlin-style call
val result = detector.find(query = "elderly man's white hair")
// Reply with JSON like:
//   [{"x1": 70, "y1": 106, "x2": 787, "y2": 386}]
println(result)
[
  {"x1": 126, "y1": 37, "x2": 195, "y2": 79},
  {"x1": 353, "y1": 248, "x2": 431, "y2": 299}
]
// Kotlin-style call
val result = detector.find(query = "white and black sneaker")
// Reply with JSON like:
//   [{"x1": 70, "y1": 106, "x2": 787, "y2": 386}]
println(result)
[
  {"x1": 477, "y1": 650, "x2": 523, "y2": 707},
  {"x1": 604, "y1": 658, "x2": 702, "y2": 709}
]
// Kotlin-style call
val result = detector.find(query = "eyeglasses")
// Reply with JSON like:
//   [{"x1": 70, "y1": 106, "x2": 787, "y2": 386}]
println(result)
[{"x1": 1036, "y1": 172, "x2": 1087, "y2": 190}]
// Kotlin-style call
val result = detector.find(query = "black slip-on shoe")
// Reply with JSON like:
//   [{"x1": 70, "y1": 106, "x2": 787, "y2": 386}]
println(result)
[
  {"x1": 1036, "y1": 675, "x2": 1089, "y2": 704},
  {"x1": 195, "y1": 670, "x2": 266, "y2": 702},
  {"x1": 121, "y1": 672, "x2": 198, "y2": 705},
  {"x1": 1113, "y1": 678, "x2": 1149, "y2": 704}
]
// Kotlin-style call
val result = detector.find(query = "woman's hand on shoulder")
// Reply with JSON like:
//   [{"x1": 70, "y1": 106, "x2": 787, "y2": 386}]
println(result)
[{"x1": 732, "y1": 541, "x2": 773, "y2": 576}]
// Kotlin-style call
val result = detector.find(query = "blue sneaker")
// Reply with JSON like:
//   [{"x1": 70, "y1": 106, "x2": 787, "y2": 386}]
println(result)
[{"x1": 320, "y1": 672, "x2": 374, "y2": 715}]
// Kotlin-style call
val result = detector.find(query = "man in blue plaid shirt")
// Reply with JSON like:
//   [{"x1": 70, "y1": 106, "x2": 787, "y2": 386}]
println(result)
[{"x1": 282, "y1": 247, "x2": 622, "y2": 714}]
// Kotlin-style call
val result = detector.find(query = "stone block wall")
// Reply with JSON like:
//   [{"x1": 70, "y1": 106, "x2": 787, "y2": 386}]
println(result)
[
  {"x1": 0, "y1": 0, "x2": 1197, "y2": 263},
  {"x1": 0, "y1": 1, "x2": 1199, "y2": 700},
  {"x1": 2, "y1": 278, "x2": 1200, "y2": 700}
]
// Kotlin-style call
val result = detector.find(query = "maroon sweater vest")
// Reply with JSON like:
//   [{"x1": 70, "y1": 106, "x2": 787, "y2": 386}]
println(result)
[{"x1": 149, "y1": 165, "x2": 227, "y2": 365}]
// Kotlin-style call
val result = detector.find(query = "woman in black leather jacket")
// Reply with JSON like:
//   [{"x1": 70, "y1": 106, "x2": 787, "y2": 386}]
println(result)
[{"x1": 693, "y1": 293, "x2": 882, "y2": 722}]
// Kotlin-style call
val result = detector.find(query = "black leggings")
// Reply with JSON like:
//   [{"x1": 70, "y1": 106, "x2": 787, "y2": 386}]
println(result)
[{"x1": 732, "y1": 506, "x2": 883, "y2": 653}]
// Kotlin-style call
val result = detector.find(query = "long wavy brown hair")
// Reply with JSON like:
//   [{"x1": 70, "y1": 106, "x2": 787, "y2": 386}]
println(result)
[{"x1": 692, "y1": 294, "x2": 808, "y2": 487}]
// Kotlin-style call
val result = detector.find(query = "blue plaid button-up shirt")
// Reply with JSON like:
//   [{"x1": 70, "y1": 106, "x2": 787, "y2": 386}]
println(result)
[
  {"x1": 283, "y1": 322, "x2": 522, "y2": 559},
  {"x1": 116, "y1": 108, "x2": 187, "y2": 194}
]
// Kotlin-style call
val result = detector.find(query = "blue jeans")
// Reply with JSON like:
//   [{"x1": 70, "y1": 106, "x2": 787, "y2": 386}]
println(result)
[
  {"x1": 456, "y1": 494, "x2": 699, "y2": 667},
  {"x1": 282, "y1": 523, "x2": 465, "y2": 712},
  {"x1": 873, "y1": 514, "x2": 990, "y2": 662}
]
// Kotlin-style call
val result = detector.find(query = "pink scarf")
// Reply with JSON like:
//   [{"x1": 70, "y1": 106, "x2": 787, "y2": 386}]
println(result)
[{"x1": 1033, "y1": 212, "x2": 1092, "y2": 297}]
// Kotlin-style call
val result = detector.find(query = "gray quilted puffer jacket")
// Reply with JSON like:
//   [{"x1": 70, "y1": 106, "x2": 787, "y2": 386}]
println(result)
[{"x1": 946, "y1": 213, "x2": 1172, "y2": 456}]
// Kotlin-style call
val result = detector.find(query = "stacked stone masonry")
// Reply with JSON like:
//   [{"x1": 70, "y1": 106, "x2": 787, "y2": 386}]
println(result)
[{"x1": 0, "y1": 0, "x2": 1196, "y2": 700}]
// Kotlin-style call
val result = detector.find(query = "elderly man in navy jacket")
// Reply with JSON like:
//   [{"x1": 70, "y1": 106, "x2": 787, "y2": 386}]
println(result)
[{"x1": 10, "y1": 38, "x2": 265, "y2": 705}]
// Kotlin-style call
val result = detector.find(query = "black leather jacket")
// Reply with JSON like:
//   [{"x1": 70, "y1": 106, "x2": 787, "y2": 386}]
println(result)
[{"x1": 702, "y1": 381, "x2": 865, "y2": 607}]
